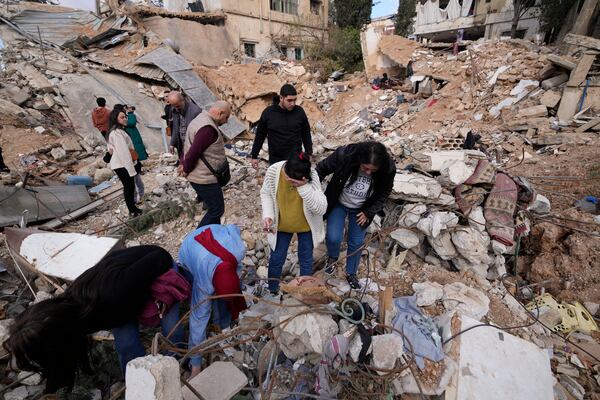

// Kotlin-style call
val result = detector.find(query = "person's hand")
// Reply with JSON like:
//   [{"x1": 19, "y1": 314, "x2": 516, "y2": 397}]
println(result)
[
  {"x1": 263, "y1": 217, "x2": 273, "y2": 232},
  {"x1": 357, "y1": 212, "x2": 369, "y2": 226},
  {"x1": 169, "y1": 146, "x2": 175, "y2": 154},
  {"x1": 251, "y1": 158, "x2": 259, "y2": 170},
  {"x1": 177, "y1": 165, "x2": 187, "y2": 177},
  {"x1": 285, "y1": 175, "x2": 308, "y2": 187},
  {"x1": 190, "y1": 365, "x2": 201, "y2": 379}
]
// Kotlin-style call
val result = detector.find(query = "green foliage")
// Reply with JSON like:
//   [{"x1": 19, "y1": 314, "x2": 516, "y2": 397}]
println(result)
[
  {"x1": 306, "y1": 26, "x2": 364, "y2": 77},
  {"x1": 539, "y1": 0, "x2": 578, "y2": 41},
  {"x1": 121, "y1": 199, "x2": 194, "y2": 239},
  {"x1": 331, "y1": 0, "x2": 372, "y2": 28},
  {"x1": 395, "y1": 0, "x2": 416, "y2": 36}
]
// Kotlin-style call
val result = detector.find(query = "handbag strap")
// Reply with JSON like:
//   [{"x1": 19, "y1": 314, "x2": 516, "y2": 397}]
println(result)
[{"x1": 199, "y1": 154, "x2": 217, "y2": 175}]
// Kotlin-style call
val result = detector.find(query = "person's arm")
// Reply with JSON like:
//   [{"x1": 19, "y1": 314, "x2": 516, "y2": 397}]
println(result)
[
  {"x1": 296, "y1": 169, "x2": 327, "y2": 216},
  {"x1": 260, "y1": 166, "x2": 276, "y2": 226},
  {"x1": 181, "y1": 126, "x2": 218, "y2": 174},
  {"x1": 300, "y1": 111, "x2": 313, "y2": 156},
  {"x1": 250, "y1": 109, "x2": 269, "y2": 159},
  {"x1": 126, "y1": 113, "x2": 137, "y2": 128},
  {"x1": 188, "y1": 281, "x2": 212, "y2": 370},
  {"x1": 360, "y1": 165, "x2": 396, "y2": 224},
  {"x1": 92, "y1": 111, "x2": 100, "y2": 130},
  {"x1": 316, "y1": 146, "x2": 344, "y2": 181}
]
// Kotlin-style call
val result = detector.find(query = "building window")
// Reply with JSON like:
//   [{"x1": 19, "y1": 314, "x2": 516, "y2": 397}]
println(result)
[
  {"x1": 271, "y1": 0, "x2": 298, "y2": 15},
  {"x1": 310, "y1": 0, "x2": 321, "y2": 15},
  {"x1": 280, "y1": 46, "x2": 288, "y2": 57},
  {"x1": 244, "y1": 42, "x2": 256, "y2": 58},
  {"x1": 295, "y1": 47, "x2": 303, "y2": 60},
  {"x1": 501, "y1": 29, "x2": 527, "y2": 39}
]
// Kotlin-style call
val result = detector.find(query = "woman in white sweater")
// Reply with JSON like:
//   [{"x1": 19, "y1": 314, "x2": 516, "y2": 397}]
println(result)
[
  {"x1": 260, "y1": 152, "x2": 327, "y2": 293},
  {"x1": 107, "y1": 110, "x2": 143, "y2": 217}
]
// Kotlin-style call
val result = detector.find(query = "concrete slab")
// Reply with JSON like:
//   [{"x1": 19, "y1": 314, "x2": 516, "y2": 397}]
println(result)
[
  {"x1": 58, "y1": 71, "x2": 165, "y2": 152},
  {"x1": 182, "y1": 361, "x2": 248, "y2": 400},
  {"x1": 443, "y1": 315, "x2": 554, "y2": 400},
  {"x1": 126, "y1": 355, "x2": 182, "y2": 400}
]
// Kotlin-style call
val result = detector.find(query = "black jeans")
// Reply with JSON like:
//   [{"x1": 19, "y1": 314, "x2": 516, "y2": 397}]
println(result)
[
  {"x1": 190, "y1": 182, "x2": 224, "y2": 227},
  {"x1": 114, "y1": 168, "x2": 138, "y2": 213}
]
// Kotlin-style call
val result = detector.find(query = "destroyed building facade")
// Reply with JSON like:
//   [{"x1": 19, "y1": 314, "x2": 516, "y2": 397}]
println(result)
[
  {"x1": 154, "y1": 0, "x2": 329, "y2": 59},
  {"x1": 413, "y1": 0, "x2": 542, "y2": 41}
]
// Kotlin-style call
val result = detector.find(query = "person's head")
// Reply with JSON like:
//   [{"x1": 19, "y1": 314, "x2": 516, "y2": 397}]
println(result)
[
  {"x1": 383, "y1": 73, "x2": 388, "y2": 79},
  {"x1": 284, "y1": 152, "x2": 312, "y2": 182},
  {"x1": 96, "y1": 97, "x2": 106, "y2": 107},
  {"x1": 167, "y1": 91, "x2": 186, "y2": 111},
  {"x1": 356, "y1": 141, "x2": 390, "y2": 177},
  {"x1": 4, "y1": 296, "x2": 89, "y2": 393},
  {"x1": 108, "y1": 109, "x2": 127, "y2": 133},
  {"x1": 207, "y1": 101, "x2": 231, "y2": 126},
  {"x1": 277, "y1": 84, "x2": 297, "y2": 111},
  {"x1": 127, "y1": 105, "x2": 136, "y2": 113}
]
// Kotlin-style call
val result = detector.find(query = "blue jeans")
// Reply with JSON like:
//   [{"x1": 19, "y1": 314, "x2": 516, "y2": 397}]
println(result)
[
  {"x1": 268, "y1": 231, "x2": 314, "y2": 292},
  {"x1": 112, "y1": 302, "x2": 185, "y2": 374},
  {"x1": 326, "y1": 203, "x2": 367, "y2": 275},
  {"x1": 190, "y1": 182, "x2": 224, "y2": 228}
]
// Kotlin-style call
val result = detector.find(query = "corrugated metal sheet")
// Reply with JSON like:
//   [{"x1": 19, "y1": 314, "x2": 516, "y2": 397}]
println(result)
[
  {"x1": 86, "y1": 46, "x2": 166, "y2": 81},
  {"x1": 137, "y1": 46, "x2": 246, "y2": 139},
  {"x1": 10, "y1": 9, "x2": 102, "y2": 46}
]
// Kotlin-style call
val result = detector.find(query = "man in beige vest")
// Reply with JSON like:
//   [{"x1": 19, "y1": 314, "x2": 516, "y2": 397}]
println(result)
[{"x1": 179, "y1": 101, "x2": 231, "y2": 227}]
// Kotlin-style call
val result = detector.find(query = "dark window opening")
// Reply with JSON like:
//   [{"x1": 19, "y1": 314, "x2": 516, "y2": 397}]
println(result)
[
  {"x1": 244, "y1": 42, "x2": 256, "y2": 58},
  {"x1": 270, "y1": 0, "x2": 298, "y2": 15},
  {"x1": 501, "y1": 29, "x2": 527, "y2": 39},
  {"x1": 310, "y1": 0, "x2": 321, "y2": 15},
  {"x1": 295, "y1": 48, "x2": 303, "y2": 60}
]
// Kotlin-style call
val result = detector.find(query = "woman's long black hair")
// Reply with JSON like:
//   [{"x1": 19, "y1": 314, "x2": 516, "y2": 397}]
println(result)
[
  {"x1": 3, "y1": 245, "x2": 172, "y2": 393},
  {"x1": 348, "y1": 141, "x2": 391, "y2": 182},
  {"x1": 106, "y1": 106, "x2": 126, "y2": 138}
]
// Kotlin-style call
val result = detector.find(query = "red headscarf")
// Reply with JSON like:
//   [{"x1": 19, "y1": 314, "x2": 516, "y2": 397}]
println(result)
[{"x1": 194, "y1": 228, "x2": 247, "y2": 320}]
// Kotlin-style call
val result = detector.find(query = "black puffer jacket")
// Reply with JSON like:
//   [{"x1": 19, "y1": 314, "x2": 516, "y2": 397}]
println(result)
[{"x1": 316, "y1": 144, "x2": 396, "y2": 226}]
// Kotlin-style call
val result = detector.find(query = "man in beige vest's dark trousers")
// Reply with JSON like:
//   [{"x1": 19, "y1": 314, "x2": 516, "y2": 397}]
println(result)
[{"x1": 178, "y1": 101, "x2": 231, "y2": 227}]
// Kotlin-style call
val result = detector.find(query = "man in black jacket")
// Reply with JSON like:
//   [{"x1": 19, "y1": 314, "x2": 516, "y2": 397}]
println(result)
[
  {"x1": 250, "y1": 84, "x2": 312, "y2": 168},
  {"x1": 316, "y1": 142, "x2": 396, "y2": 289}
]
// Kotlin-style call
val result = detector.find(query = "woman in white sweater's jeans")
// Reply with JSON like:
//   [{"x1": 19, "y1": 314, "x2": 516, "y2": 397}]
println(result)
[{"x1": 260, "y1": 153, "x2": 327, "y2": 293}]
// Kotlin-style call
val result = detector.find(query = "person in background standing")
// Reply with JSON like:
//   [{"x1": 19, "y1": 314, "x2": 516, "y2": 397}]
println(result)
[
  {"x1": 260, "y1": 152, "x2": 327, "y2": 294},
  {"x1": 250, "y1": 84, "x2": 312, "y2": 169},
  {"x1": 316, "y1": 142, "x2": 396, "y2": 289},
  {"x1": 124, "y1": 105, "x2": 148, "y2": 204},
  {"x1": 167, "y1": 91, "x2": 201, "y2": 161},
  {"x1": 179, "y1": 101, "x2": 231, "y2": 227},
  {"x1": 106, "y1": 109, "x2": 143, "y2": 217},
  {"x1": 92, "y1": 97, "x2": 110, "y2": 139}
]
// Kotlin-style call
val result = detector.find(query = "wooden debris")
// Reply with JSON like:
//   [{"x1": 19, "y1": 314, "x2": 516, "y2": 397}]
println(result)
[
  {"x1": 564, "y1": 33, "x2": 600, "y2": 51},
  {"x1": 576, "y1": 118, "x2": 600, "y2": 133}
]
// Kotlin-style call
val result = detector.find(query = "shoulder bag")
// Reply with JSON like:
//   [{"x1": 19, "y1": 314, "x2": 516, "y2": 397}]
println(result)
[{"x1": 199, "y1": 155, "x2": 231, "y2": 187}]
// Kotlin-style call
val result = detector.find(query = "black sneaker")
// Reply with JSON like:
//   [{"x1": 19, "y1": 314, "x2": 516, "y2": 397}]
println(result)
[
  {"x1": 130, "y1": 208, "x2": 143, "y2": 218},
  {"x1": 346, "y1": 274, "x2": 361, "y2": 289},
  {"x1": 324, "y1": 257, "x2": 337, "y2": 275}
]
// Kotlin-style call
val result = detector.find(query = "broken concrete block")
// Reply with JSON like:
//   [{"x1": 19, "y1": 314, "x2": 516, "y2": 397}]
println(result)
[
  {"x1": 584, "y1": 302, "x2": 599, "y2": 316},
  {"x1": 412, "y1": 282, "x2": 444, "y2": 306},
  {"x1": 274, "y1": 300, "x2": 338, "y2": 359},
  {"x1": 33, "y1": 126, "x2": 46, "y2": 134},
  {"x1": 393, "y1": 173, "x2": 443, "y2": 202},
  {"x1": 528, "y1": 194, "x2": 551, "y2": 214},
  {"x1": 43, "y1": 93, "x2": 56, "y2": 109},
  {"x1": 438, "y1": 160, "x2": 476, "y2": 187},
  {"x1": 541, "y1": 73, "x2": 568, "y2": 90},
  {"x1": 540, "y1": 90, "x2": 562, "y2": 108},
  {"x1": 390, "y1": 228, "x2": 420, "y2": 249},
  {"x1": 417, "y1": 211, "x2": 458, "y2": 238},
  {"x1": 428, "y1": 231, "x2": 458, "y2": 260},
  {"x1": 442, "y1": 314, "x2": 554, "y2": 400},
  {"x1": 94, "y1": 168, "x2": 114, "y2": 183},
  {"x1": 182, "y1": 361, "x2": 248, "y2": 400},
  {"x1": 50, "y1": 147, "x2": 66, "y2": 161},
  {"x1": 60, "y1": 136, "x2": 83, "y2": 152},
  {"x1": 442, "y1": 282, "x2": 490, "y2": 321},
  {"x1": 155, "y1": 173, "x2": 172, "y2": 187},
  {"x1": 20, "y1": 64, "x2": 54, "y2": 92},
  {"x1": 398, "y1": 204, "x2": 427, "y2": 227},
  {"x1": 371, "y1": 334, "x2": 404, "y2": 375},
  {"x1": 450, "y1": 227, "x2": 490, "y2": 271},
  {"x1": 4, "y1": 386, "x2": 29, "y2": 400},
  {"x1": 33, "y1": 99, "x2": 50, "y2": 111},
  {"x1": 517, "y1": 105, "x2": 547, "y2": 118},
  {"x1": 17, "y1": 371, "x2": 42, "y2": 386},
  {"x1": 0, "y1": 98, "x2": 26, "y2": 116},
  {"x1": 125, "y1": 355, "x2": 182, "y2": 400},
  {"x1": 6, "y1": 85, "x2": 31, "y2": 105}
]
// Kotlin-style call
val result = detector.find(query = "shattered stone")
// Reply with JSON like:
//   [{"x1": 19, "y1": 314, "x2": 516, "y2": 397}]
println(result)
[
  {"x1": 451, "y1": 227, "x2": 491, "y2": 275},
  {"x1": 417, "y1": 211, "x2": 459, "y2": 238},
  {"x1": 412, "y1": 282, "x2": 444, "y2": 306},
  {"x1": 273, "y1": 300, "x2": 338, "y2": 359},
  {"x1": 60, "y1": 136, "x2": 83, "y2": 152},
  {"x1": 50, "y1": 147, "x2": 66, "y2": 161},
  {"x1": 182, "y1": 361, "x2": 247, "y2": 400},
  {"x1": 390, "y1": 228, "x2": 420, "y2": 249},
  {"x1": 442, "y1": 282, "x2": 490, "y2": 321},
  {"x1": 528, "y1": 194, "x2": 551, "y2": 214},
  {"x1": 125, "y1": 355, "x2": 182, "y2": 400},
  {"x1": 398, "y1": 204, "x2": 427, "y2": 227},
  {"x1": 428, "y1": 231, "x2": 458, "y2": 260},
  {"x1": 371, "y1": 334, "x2": 404, "y2": 375},
  {"x1": 4, "y1": 386, "x2": 29, "y2": 400},
  {"x1": 17, "y1": 371, "x2": 42, "y2": 386},
  {"x1": 6, "y1": 85, "x2": 31, "y2": 105}
]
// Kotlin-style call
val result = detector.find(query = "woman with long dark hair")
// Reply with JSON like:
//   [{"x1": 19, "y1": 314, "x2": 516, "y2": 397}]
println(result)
[
  {"x1": 316, "y1": 141, "x2": 396, "y2": 289},
  {"x1": 260, "y1": 152, "x2": 327, "y2": 293},
  {"x1": 4, "y1": 246, "x2": 187, "y2": 393},
  {"x1": 107, "y1": 108, "x2": 143, "y2": 216}
]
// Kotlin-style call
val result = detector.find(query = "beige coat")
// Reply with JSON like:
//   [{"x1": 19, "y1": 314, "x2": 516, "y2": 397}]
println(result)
[
  {"x1": 183, "y1": 111, "x2": 226, "y2": 185},
  {"x1": 108, "y1": 128, "x2": 136, "y2": 177}
]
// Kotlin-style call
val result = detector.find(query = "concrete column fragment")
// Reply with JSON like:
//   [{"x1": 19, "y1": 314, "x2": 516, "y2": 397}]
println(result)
[{"x1": 125, "y1": 355, "x2": 183, "y2": 400}]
